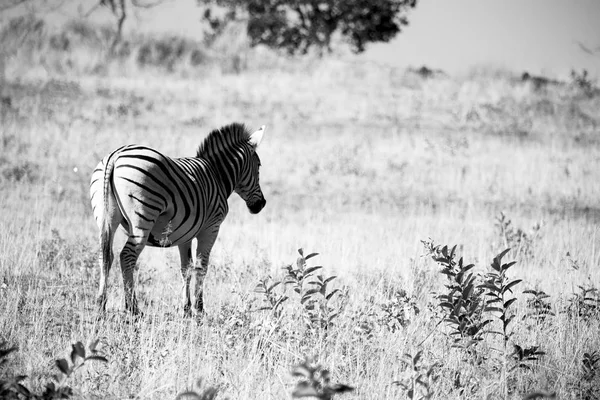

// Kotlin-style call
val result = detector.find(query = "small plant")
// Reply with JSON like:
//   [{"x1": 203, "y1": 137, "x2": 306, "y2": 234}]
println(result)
[
  {"x1": 393, "y1": 350, "x2": 439, "y2": 400},
  {"x1": 282, "y1": 249, "x2": 346, "y2": 333},
  {"x1": 582, "y1": 351, "x2": 600, "y2": 381},
  {"x1": 578, "y1": 351, "x2": 600, "y2": 400},
  {"x1": 522, "y1": 391, "x2": 556, "y2": 399},
  {"x1": 0, "y1": 340, "x2": 107, "y2": 399},
  {"x1": 565, "y1": 251, "x2": 584, "y2": 271},
  {"x1": 523, "y1": 289, "x2": 555, "y2": 322},
  {"x1": 424, "y1": 241, "x2": 489, "y2": 348},
  {"x1": 481, "y1": 249, "x2": 545, "y2": 397},
  {"x1": 291, "y1": 357, "x2": 354, "y2": 400},
  {"x1": 495, "y1": 212, "x2": 541, "y2": 259},
  {"x1": 282, "y1": 249, "x2": 322, "y2": 297},
  {"x1": 571, "y1": 69, "x2": 597, "y2": 97},
  {"x1": 481, "y1": 249, "x2": 521, "y2": 346},
  {"x1": 567, "y1": 285, "x2": 600, "y2": 321},
  {"x1": 511, "y1": 345, "x2": 545, "y2": 371},
  {"x1": 254, "y1": 275, "x2": 288, "y2": 318},
  {"x1": 176, "y1": 379, "x2": 225, "y2": 400},
  {"x1": 378, "y1": 289, "x2": 420, "y2": 332}
]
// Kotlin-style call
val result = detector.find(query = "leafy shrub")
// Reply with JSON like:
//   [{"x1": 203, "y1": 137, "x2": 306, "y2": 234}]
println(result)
[
  {"x1": 495, "y1": 212, "x2": 541, "y2": 260},
  {"x1": 0, "y1": 341, "x2": 107, "y2": 399},
  {"x1": 176, "y1": 379, "x2": 224, "y2": 400},
  {"x1": 523, "y1": 289, "x2": 555, "y2": 322},
  {"x1": 570, "y1": 69, "x2": 598, "y2": 97},
  {"x1": 254, "y1": 249, "x2": 347, "y2": 335},
  {"x1": 567, "y1": 285, "x2": 600, "y2": 321},
  {"x1": 423, "y1": 241, "x2": 489, "y2": 348},
  {"x1": 291, "y1": 357, "x2": 354, "y2": 400},
  {"x1": 393, "y1": 350, "x2": 439, "y2": 400},
  {"x1": 424, "y1": 239, "x2": 548, "y2": 397},
  {"x1": 377, "y1": 289, "x2": 420, "y2": 332}
]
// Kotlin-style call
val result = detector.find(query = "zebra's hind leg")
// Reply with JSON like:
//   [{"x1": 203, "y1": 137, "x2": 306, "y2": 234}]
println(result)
[
  {"x1": 178, "y1": 242, "x2": 193, "y2": 317},
  {"x1": 96, "y1": 233, "x2": 112, "y2": 314},
  {"x1": 96, "y1": 210, "x2": 122, "y2": 315},
  {"x1": 119, "y1": 235, "x2": 147, "y2": 316}
]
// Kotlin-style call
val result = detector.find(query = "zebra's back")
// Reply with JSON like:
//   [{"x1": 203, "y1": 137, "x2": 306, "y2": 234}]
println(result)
[{"x1": 90, "y1": 144, "x2": 227, "y2": 247}]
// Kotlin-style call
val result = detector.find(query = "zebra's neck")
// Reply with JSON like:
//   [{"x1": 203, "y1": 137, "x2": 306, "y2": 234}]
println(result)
[{"x1": 203, "y1": 154, "x2": 239, "y2": 197}]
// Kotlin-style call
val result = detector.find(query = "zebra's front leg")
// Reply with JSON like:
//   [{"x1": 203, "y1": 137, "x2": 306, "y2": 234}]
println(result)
[
  {"x1": 178, "y1": 242, "x2": 193, "y2": 317},
  {"x1": 189, "y1": 260, "x2": 208, "y2": 317},
  {"x1": 190, "y1": 229, "x2": 220, "y2": 316}
]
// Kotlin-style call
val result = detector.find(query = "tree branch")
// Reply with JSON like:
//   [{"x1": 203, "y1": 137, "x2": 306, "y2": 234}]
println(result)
[
  {"x1": 110, "y1": 0, "x2": 126, "y2": 52},
  {"x1": 131, "y1": 0, "x2": 164, "y2": 9}
]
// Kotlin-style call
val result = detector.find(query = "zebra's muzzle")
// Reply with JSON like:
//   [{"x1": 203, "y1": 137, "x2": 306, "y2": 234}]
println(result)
[{"x1": 248, "y1": 198, "x2": 266, "y2": 214}]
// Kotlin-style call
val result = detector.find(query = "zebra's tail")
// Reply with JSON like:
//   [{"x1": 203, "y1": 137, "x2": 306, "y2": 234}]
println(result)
[{"x1": 100, "y1": 148, "x2": 121, "y2": 265}]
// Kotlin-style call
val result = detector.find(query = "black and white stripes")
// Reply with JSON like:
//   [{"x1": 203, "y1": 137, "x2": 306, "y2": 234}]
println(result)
[{"x1": 89, "y1": 122, "x2": 266, "y2": 316}]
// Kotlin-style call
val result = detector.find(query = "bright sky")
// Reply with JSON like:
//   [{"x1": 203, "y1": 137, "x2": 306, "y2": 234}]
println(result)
[
  {"x1": 4, "y1": 0, "x2": 600, "y2": 78},
  {"x1": 366, "y1": 0, "x2": 600, "y2": 78}
]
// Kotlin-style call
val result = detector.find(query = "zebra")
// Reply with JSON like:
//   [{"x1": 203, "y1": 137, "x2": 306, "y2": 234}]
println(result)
[{"x1": 89, "y1": 122, "x2": 266, "y2": 317}]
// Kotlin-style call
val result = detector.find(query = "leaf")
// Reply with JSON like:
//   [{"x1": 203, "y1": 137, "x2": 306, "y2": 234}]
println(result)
[
  {"x1": 175, "y1": 391, "x2": 203, "y2": 400},
  {"x1": 274, "y1": 296, "x2": 289, "y2": 308},
  {"x1": 71, "y1": 342, "x2": 85, "y2": 364},
  {"x1": 392, "y1": 381, "x2": 408, "y2": 389},
  {"x1": 292, "y1": 385, "x2": 319, "y2": 398},
  {"x1": 413, "y1": 350, "x2": 422, "y2": 365},
  {"x1": 495, "y1": 248, "x2": 511, "y2": 263},
  {"x1": 502, "y1": 279, "x2": 522, "y2": 294},
  {"x1": 0, "y1": 346, "x2": 19, "y2": 360},
  {"x1": 326, "y1": 289, "x2": 340, "y2": 301},
  {"x1": 55, "y1": 358, "x2": 70, "y2": 375},
  {"x1": 297, "y1": 248, "x2": 304, "y2": 256},
  {"x1": 323, "y1": 276, "x2": 337, "y2": 285},
  {"x1": 330, "y1": 384, "x2": 354, "y2": 393},
  {"x1": 89, "y1": 339, "x2": 100, "y2": 353},
  {"x1": 304, "y1": 252, "x2": 319, "y2": 260},
  {"x1": 504, "y1": 298, "x2": 518, "y2": 309},
  {"x1": 502, "y1": 261, "x2": 517, "y2": 270},
  {"x1": 504, "y1": 314, "x2": 516, "y2": 328},
  {"x1": 522, "y1": 390, "x2": 556, "y2": 399},
  {"x1": 267, "y1": 281, "x2": 282, "y2": 292},
  {"x1": 480, "y1": 283, "x2": 501, "y2": 292},
  {"x1": 304, "y1": 266, "x2": 323, "y2": 276},
  {"x1": 291, "y1": 365, "x2": 312, "y2": 378},
  {"x1": 484, "y1": 306, "x2": 503, "y2": 313},
  {"x1": 303, "y1": 288, "x2": 321, "y2": 297},
  {"x1": 85, "y1": 355, "x2": 108, "y2": 363}
]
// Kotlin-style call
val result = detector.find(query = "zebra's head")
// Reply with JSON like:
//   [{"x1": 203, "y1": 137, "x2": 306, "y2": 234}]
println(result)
[{"x1": 235, "y1": 125, "x2": 266, "y2": 214}]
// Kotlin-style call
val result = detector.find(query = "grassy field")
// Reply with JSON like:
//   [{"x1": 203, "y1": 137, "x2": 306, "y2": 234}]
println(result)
[{"x1": 1, "y1": 17, "x2": 600, "y2": 400}]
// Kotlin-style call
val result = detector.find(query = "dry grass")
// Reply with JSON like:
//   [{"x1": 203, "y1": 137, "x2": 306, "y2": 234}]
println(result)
[{"x1": 1, "y1": 18, "x2": 600, "y2": 400}]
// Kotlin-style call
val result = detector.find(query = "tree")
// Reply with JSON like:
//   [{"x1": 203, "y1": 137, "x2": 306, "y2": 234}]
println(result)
[
  {"x1": 201, "y1": 0, "x2": 417, "y2": 55},
  {"x1": 90, "y1": 0, "x2": 163, "y2": 50}
]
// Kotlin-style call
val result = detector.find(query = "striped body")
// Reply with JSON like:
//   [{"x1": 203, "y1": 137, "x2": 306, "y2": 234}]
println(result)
[
  {"x1": 90, "y1": 145, "x2": 227, "y2": 248},
  {"x1": 90, "y1": 123, "x2": 266, "y2": 316}
]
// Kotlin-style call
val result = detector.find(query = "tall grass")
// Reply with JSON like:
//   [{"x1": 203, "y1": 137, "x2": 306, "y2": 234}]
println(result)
[{"x1": 0, "y1": 16, "x2": 599, "y2": 399}]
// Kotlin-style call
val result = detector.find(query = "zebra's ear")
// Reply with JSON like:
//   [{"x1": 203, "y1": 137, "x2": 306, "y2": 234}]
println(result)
[{"x1": 248, "y1": 125, "x2": 266, "y2": 148}]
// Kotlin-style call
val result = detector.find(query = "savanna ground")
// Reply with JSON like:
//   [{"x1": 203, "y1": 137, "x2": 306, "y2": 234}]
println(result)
[{"x1": 1, "y1": 17, "x2": 600, "y2": 400}]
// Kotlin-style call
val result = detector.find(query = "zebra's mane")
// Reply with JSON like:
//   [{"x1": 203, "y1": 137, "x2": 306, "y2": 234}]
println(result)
[{"x1": 196, "y1": 122, "x2": 252, "y2": 158}]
